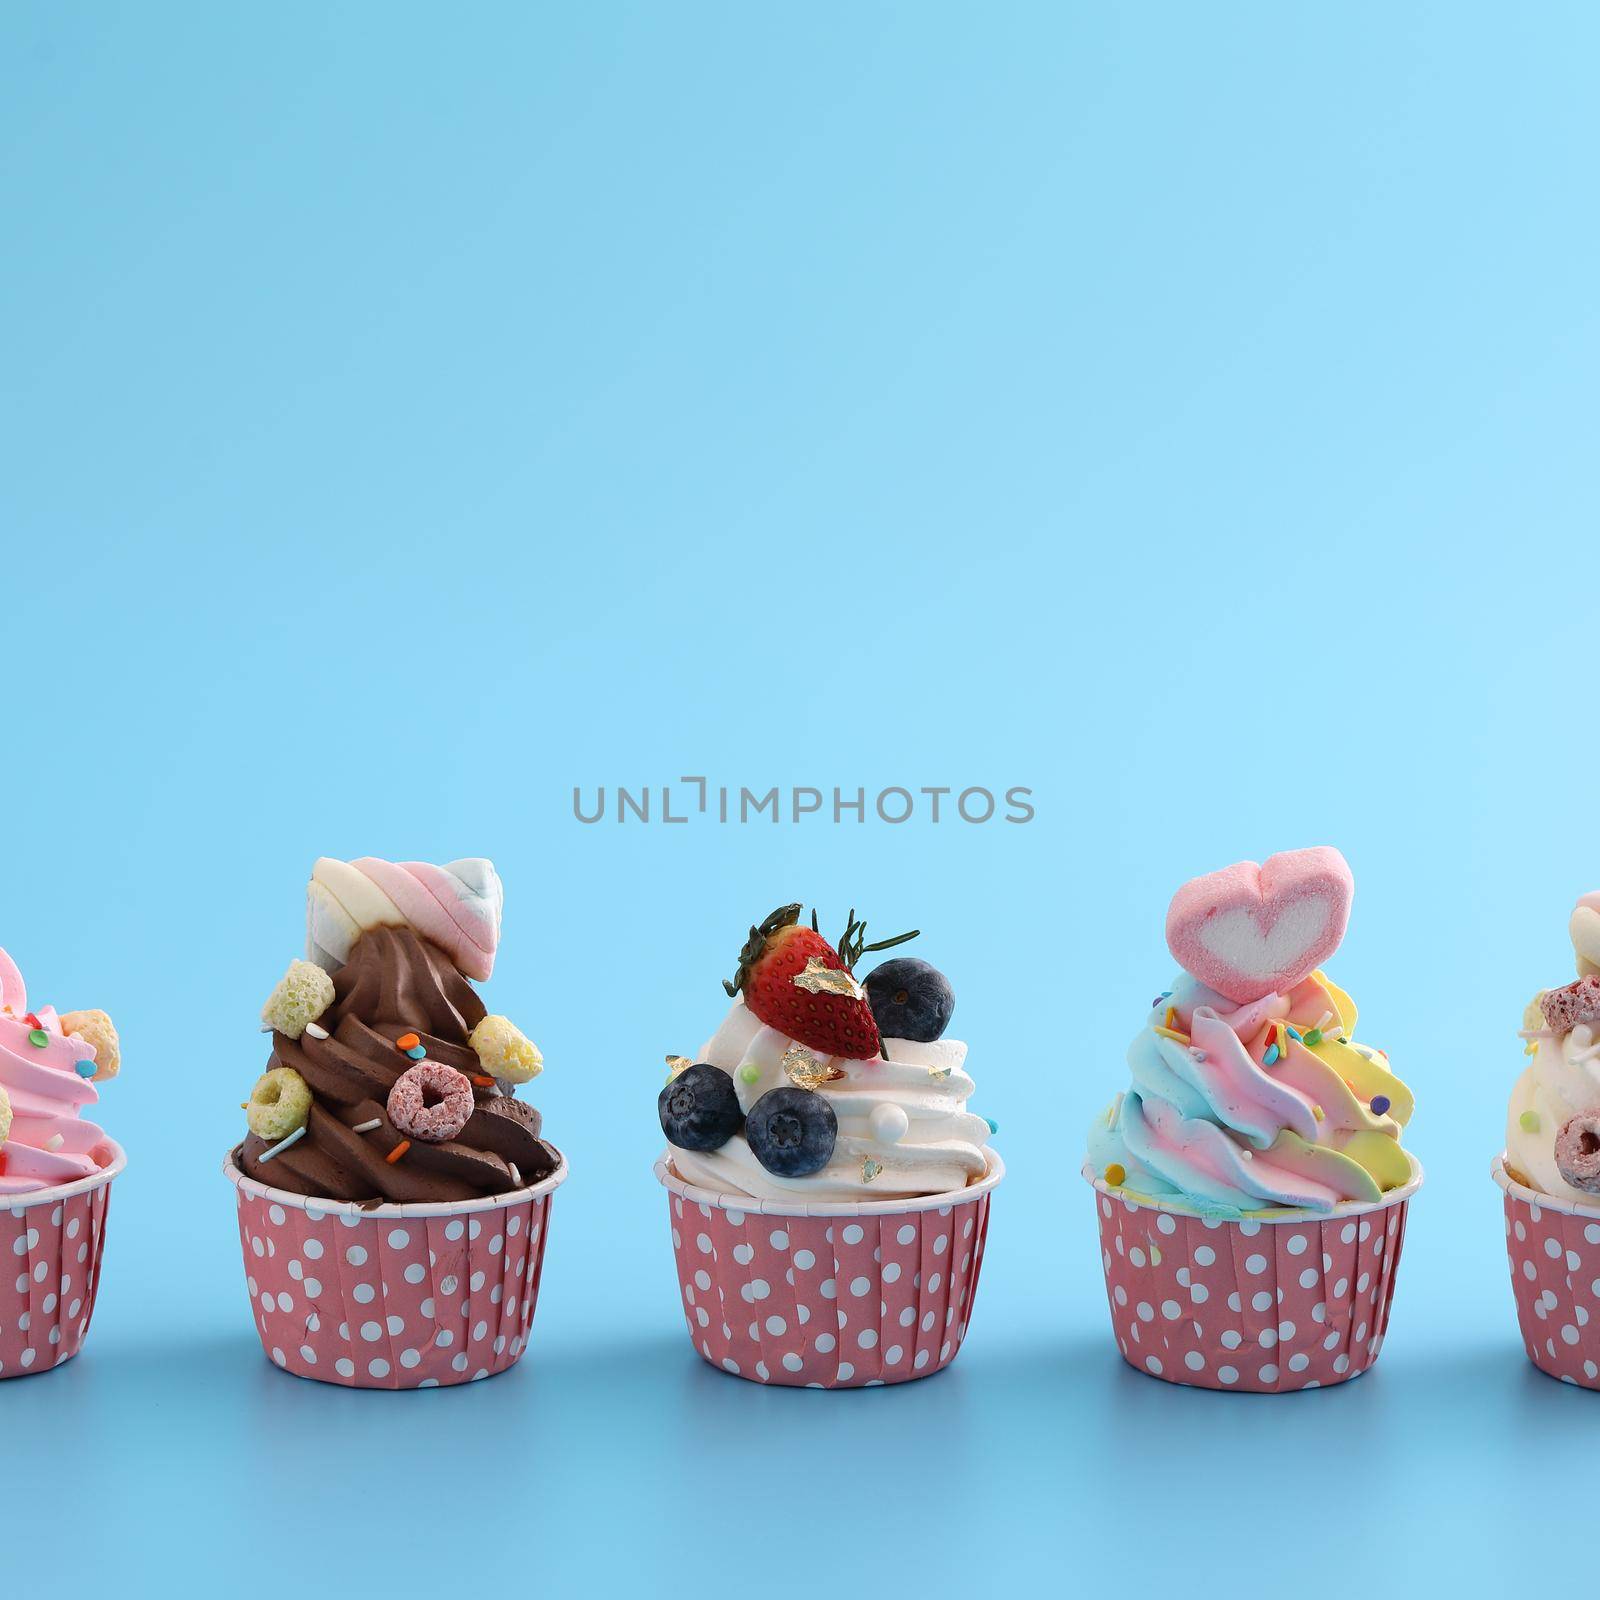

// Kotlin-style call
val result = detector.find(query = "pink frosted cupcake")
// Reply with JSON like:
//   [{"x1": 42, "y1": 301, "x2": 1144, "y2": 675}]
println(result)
[
  {"x1": 224, "y1": 857, "x2": 565, "y2": 1389},
  {"x1": 656, "y1": 903, "x2": 1002, "y2": 1388},
  {"x1": 1086, "y1": 849, "x2": 1420, "y2": 1391},
  {"x1": 0, "y1": 946, "x2": 126, "y2": 1378}
]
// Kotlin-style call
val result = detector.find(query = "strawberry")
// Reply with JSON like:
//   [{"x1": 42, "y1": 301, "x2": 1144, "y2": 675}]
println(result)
[{"x1": 724, "y1": 904, "x2": 917, "y2": 1061}]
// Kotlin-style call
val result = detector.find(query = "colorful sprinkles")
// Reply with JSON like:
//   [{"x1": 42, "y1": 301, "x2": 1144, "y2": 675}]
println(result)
[
  {"x1": 385, "y1": 1139, "x2": 412, "y2": 1164},
  {"x1": 1371, "y1": 1095, "x2": 1392, "y2": 1116},
  {"x1": 1519, "y1": 1109, "x2": 1540, "y2": 1134},
  {"x1": 27, "y1": 1029, "x2": 48, "y2": 1048},
  {"x1": 256, "y1": 1124, "x2": 307, "y2": 1164},
  {"x1": 1104, "y1": 1162, "x2": 1126, "y2": 1186},
  {"x1": 73, "y1": 1059, "x2": 96, "y2": 1078}
]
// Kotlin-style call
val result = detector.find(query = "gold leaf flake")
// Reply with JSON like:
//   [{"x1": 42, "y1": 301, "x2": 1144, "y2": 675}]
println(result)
[
  {"x1": 927, "y1": 1064, "x2": 953, "y2": 1082},
  {"x1": 783, "y1": 1044, "x2": 844, "y2": 1091},
  {"x1": 791, "y1": 956, "x2": 864, "y2": 1000},
  {"x1": 862, "y1": 1156, "x2": 884, "y2": 1183},
  {"x1": 665, "y1": 1055, "x2": 693, "y2": 1079}
]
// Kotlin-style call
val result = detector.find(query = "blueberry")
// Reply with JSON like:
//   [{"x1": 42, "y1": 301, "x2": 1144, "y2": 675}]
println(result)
[
  {"x1": 864, "y1": 957, "x2": 955, "y2": 1043},
  {"x1": 658, "y1": 1064, "x2": 744, "y2": 1152},
  {"x1": 744, "y1": 1087, "x2": 837, "y2": 1177}
]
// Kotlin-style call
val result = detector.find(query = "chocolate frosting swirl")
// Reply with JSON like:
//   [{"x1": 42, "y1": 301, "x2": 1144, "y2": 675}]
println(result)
[{"x1": 239, "y1": 927, "x2": 555, "y2": 1203}]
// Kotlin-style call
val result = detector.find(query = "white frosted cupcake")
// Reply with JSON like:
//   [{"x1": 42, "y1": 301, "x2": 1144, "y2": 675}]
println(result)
[{"x1": 655, "y1": 903, "x2": 1001, "y2": 1387}]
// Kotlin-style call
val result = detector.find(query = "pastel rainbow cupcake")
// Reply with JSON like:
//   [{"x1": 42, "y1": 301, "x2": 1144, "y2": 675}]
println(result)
[{"x1": 1086, "y1": 848, "x2": 1420, "y2": 1391}]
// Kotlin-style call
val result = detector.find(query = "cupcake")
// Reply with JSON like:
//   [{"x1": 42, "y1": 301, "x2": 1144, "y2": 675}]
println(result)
[
  {"x1": 1085, "y1": 847, "x2": 1420, "y2": 1391},
  {"x1": 0, "y1": 946, "x2": 126, "y2": 1377},
  {"x1": 1495, "y1": 891, "x2": 1600, "y2": 1386},
  {"x1": 655, "y1": 903, "x2": 1002, "y2": 1388},
  {"x1": 224, "y1": 857, "x2": 565, "y2": 1389}
]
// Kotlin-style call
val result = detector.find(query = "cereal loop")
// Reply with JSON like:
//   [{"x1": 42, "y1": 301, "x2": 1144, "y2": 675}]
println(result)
[
  {"x1": 259, "y1": 960, "x2": 335, "y2": 1041},
  {"x1": 387, "y1": 1063, "x2": 474, "y2": 1144},
  {"x1": 61, "y1": 1008, "x2": 122, "y2": 1081},
  {"x1": 469, "y1": 1014, "x2": 543, "y2": 1085},
  {"x1": 248, "y1": 1067, "x2": 312, "y2": 1141}
]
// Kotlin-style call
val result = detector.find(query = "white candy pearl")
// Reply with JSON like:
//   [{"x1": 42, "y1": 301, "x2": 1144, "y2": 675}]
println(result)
[{"x1": 869, "y1": 1103, "x2": 909, "y2": 1144}]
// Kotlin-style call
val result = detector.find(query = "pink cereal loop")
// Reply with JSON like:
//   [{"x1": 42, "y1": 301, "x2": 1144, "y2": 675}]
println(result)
[{"x1": 386, "y1": 1063, "x2": 474, "y2": 1143}]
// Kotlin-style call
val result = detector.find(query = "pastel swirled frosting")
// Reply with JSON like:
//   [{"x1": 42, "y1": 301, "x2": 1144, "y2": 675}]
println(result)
[
  {"x1": 668, "y1": 998, "x2": 990, "y2": 1202},
  {"x1": 0, "y1": 948, "x2": 118, "y2": 1196},
  {"x1": 1090, "y1": 968, "x2": 1414, "y2": 1218},
  {"x1": 307, "y1": 857, "x2": 503, "y2": 981}
]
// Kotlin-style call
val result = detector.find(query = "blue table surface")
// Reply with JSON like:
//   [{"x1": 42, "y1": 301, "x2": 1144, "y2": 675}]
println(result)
[{"x1": 5, "y1": 2, "x2": 1598, "y2": 1593}]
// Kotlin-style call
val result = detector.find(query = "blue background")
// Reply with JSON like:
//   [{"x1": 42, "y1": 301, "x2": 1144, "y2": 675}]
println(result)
[{"x1": 2, "y1": 2, "x2": 1594, "y2": 1592}]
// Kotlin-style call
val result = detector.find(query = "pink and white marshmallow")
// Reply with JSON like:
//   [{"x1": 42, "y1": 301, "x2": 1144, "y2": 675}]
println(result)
[
  {"x1": 1164, "y1": 846, "x2": 1354, "y2": 1005},
  {"x1": 307, "y1": 856, "x2": 504, "y2": 980}
]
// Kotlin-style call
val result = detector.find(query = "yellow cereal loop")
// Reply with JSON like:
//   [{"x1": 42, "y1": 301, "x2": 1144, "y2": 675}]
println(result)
[
  {"x1": 247, "y1": 1067, "x2": 312, "y2": 1141},
  {"x1": 61, "y1": 1009, "x2": 121, "y2": 1082},
  {"x1": 469, "y1": 1014, "x2": 543, "y2": 1085},
  {"x1": 260, "y1": 960, "x2": 335, "y2": 1041}
]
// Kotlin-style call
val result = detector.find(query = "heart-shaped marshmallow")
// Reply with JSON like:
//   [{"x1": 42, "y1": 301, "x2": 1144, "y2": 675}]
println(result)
[{"x1": 1164, "y1": 846, "x2": 1354, "y2": 1004}]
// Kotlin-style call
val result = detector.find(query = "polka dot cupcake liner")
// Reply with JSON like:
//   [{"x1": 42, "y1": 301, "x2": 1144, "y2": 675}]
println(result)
[
  {"x1": 0, "y1": 1141, "x2": 124, "y2": 1381},
  {"x1": 656, "y1": 1150, "x2": 1002, "y2": 1389},
  {"x1": 224, "y1": 1144, "x2": 566, "y2": 1390},
  {"x1": 1085, "y1": 1156, "x2": 1422, "y2": 1393},
  {"x1": 1493, "y1": 1155, "x2": 1600, "y2": 1389}
]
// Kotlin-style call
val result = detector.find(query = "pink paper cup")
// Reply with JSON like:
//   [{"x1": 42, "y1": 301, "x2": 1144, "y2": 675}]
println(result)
[
  {"x1": 1492, "y1": 1154, "x2": 1600, "y2": 1388},
  {"x1": 1084, "y1": 1155, "x2": 1422, "y2": 1393},
  {"x1": 656, "y1": 1149, "x2": 1002, "y2": 1388},
  {"x1": 225, "y1": 1144, "x2": 566, "y2": 1390},
  {"x1": 0, "y1": 1140, "x2": 125, "y2": 1380}
]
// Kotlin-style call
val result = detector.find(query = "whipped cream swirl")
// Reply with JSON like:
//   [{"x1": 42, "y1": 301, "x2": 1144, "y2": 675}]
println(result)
[{"x1": 667, "y1": 998, "x2": 990, "y2": 1202}]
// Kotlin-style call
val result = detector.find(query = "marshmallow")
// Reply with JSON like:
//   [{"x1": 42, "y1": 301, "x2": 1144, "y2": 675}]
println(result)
[
  {"x1": 307, "y1": 857, "x2": 503, "y2": 980},
  {"x1": 1165, "y1": 847, "x2": 1354, "y2": 1005}
]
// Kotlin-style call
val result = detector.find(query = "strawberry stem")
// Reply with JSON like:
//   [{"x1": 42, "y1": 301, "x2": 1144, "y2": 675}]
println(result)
[
  {"x1": 837, "y1": 909, "x2": 919, "y2": 971},
  {"x1": 724, "y1": 903, "x2": 803, "y2": 997}
]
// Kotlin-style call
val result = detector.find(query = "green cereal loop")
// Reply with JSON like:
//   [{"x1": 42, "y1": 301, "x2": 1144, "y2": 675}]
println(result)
[{"x1": 247, "y1": 1067, "x2": 312, "y2": 1141}]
